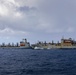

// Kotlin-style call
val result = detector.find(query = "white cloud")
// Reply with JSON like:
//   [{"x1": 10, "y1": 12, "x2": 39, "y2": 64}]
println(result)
[
  {"x1": 0, "y1": 0, "x2": 23, "y2": 18},
  {"x1": 0, "y1": 28, "x2": 29, "y2": 37},
  {"x1": 0, "y1": 4, "x2": 8, "y2": 16}
]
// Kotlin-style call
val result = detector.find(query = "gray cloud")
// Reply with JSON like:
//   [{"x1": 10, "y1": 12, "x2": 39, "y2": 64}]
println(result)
[
  {"x1": 36, "y1": 0, "x2": 76, "y2": 32},
  {"x1": 0, "y1": 0, "x2": 76, "y2": 43}
]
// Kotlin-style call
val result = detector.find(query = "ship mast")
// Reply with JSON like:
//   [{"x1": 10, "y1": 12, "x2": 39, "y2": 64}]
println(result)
[{"x1": 23, "y1": 39, "x2": 27, "y2": 43}]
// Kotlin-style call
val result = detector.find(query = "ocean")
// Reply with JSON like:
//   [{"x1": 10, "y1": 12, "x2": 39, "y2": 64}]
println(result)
[{"x1": 0, "y1": 48, "x2": 76, "y2": 75}]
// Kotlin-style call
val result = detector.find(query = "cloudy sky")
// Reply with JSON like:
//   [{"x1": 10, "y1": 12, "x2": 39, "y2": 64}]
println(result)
[{"x1": 0, "y1": 0, "x2": 76, "y2": 44}]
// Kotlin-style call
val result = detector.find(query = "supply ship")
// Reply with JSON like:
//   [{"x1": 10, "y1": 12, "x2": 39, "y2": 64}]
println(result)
[
  {"x1": 32, "y1": 38, "x2": 76, "y2": 50},
  {"x1": 20, "y1": 39, "x2": 33, "y2": 49}
]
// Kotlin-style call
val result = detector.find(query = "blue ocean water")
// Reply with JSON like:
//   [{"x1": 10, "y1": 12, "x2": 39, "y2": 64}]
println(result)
[{"x1": 0, "y1": 48, "x2": 76, "y2": 75}]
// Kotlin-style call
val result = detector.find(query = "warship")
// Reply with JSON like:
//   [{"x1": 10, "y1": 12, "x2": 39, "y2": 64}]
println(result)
[
  {"x1": 20, "y1": 39, "x2": 33, "y2": 49},
  {"x1": 33, "y1": 38, "x2": 76, "y2": 50}
]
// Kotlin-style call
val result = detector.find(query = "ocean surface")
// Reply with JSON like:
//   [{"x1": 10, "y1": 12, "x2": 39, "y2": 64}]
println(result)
[{"x1": 0, "y1": 48, "x2": 76, "y2": 75}]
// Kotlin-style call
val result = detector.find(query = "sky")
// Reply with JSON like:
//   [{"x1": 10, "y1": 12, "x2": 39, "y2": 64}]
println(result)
[{"x1": 0, "y1": 0, "x2": 76, "y2": 44}]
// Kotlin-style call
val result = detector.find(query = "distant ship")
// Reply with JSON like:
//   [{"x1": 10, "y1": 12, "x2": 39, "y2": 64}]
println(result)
[
  {"x1": 33, "y1": 38, "x2": 76, "y2": 50},
  {"x1": 20, "y1": 39, "x2": 33, "y2": 49}
]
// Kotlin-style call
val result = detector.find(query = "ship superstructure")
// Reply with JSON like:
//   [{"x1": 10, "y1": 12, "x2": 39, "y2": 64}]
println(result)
[{"x1": 61, "y1": 38, "x2": 76, "y2": 49}]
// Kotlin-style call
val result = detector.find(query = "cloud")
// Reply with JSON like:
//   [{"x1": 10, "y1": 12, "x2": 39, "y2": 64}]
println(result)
[
  {"x1": 0, "y1": 28, "x2": 29, "y2": 37},
  {"x1": 0, "y1": 0, "x2": 76, "y2": 43},
  {"x1": 0, "y1": 0, "x2": 22, "y2": 18}
]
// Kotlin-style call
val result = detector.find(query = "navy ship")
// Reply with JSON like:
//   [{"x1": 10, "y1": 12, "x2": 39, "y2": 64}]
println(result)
[
  {"x1": 20, "y1": 39, "x2": 33, "y2": 49},
  {"x1": 33, "y1": 38, "x2": 76, "y2": 50}
]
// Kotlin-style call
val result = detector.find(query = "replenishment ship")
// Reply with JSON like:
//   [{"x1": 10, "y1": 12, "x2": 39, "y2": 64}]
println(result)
[
  {"x1": 32, "y1": 38, "x2": 76, "y2": 50},
  {"x1": 20, "y1": 39, "x2": 33, "y2": 49}
]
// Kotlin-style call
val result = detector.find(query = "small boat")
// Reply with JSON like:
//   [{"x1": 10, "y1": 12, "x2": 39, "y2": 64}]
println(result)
[{"x1": 34, "y1": 47, "x2": 44, "y2": 50}]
